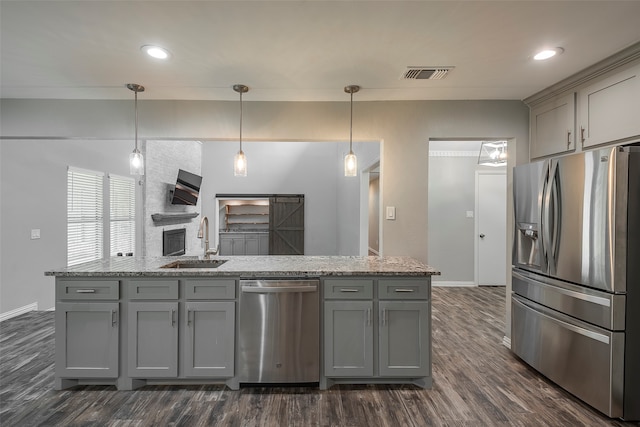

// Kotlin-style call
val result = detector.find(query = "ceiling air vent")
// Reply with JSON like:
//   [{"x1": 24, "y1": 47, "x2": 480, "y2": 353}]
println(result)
[{"x1": 401, "y1": 67, "x2": 453, "y2": 80}]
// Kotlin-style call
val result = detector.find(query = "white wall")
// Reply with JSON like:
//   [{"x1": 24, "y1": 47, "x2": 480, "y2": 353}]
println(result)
[
  {"x1": 0, "y1": 98, "x2": 529, "y2": 337},
  {"x1": 144, "y1": 140, "x2": 202, "y2": 257}
]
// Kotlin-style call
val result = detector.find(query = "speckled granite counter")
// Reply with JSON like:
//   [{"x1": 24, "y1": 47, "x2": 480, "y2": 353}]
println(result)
[{"x1": 46, "y1": 255, "x2": 440, "y2": 278}]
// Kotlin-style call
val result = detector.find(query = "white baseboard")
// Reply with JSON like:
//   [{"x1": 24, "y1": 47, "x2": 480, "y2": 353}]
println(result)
[
  {"x1": 0, "y1": 302, "x2": 38, "y2": 322},
  {"x1": 432, "y1": 281, "x2": 476, "y2": 287},
  {"x1": 502, "y1": 336, "x2": 511, "y2": 349}
]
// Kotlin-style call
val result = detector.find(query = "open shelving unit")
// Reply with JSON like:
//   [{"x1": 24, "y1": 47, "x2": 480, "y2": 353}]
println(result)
[{"x1": 224, "y1": 203, "x2": 269, "y2": 231}]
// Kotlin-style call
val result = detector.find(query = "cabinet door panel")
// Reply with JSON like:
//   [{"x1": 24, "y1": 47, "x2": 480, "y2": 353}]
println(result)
[
  {"x1": 579, "y1": 65, "x2": 640, "y2": 148},
  {"x1": 220, "y1": 236, "x2": 234, "y2": 256},
  {"x1": 379, "y1": 301, "x2": 430, "y2": 377},
  {"x1": 183, "y1": 302, "x2": 235, "y2": 377},
  {"x1": 128, "y1": 302, "x2": 178, "y2": 377},
  {"x1": 55, "y1": 302, "x2": 119, "y2": 378},
  {"x1": 324, "y1": 301, "x2": 373, "y2": 377},
  {"x1": 244, "y1": 235, "x2": 260, "y2": 255},
  {"x1": 530, "y1": 93, "x2": 575, "y2": 159}
]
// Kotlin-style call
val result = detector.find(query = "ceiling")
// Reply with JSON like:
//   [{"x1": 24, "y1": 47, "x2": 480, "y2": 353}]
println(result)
[{"x1": 1, "y1": 1, "x2": 640, "y2": 102}]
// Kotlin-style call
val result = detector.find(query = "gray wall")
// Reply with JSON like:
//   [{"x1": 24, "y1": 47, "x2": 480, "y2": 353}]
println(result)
[
  {"x1": 0, "y1": 98, "x2": 529, "y2": 338},
  {"x1": 202, "y1": 140, "x2": 377, "y2": 255}
]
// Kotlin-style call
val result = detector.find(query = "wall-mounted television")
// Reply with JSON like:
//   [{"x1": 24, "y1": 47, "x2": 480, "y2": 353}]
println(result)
[{"x1": 171, "y1": 169, "x2": 202, "y2": 206}]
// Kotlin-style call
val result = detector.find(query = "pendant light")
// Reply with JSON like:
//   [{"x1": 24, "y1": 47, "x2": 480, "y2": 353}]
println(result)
[
  {"x1": 344, "y1": 85, "x2": 360, "y2": 177},
  {"x1": 127, "y1": 83, "x2": 145, "y2": 175},
  {"x1": 233, "y1": 84, "x2": 249, "y2": 177}
]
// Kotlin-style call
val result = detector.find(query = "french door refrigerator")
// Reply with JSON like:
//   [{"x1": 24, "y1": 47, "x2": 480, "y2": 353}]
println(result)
[{"x1": 511, "y1": 144, "x2": 640, "y2": 420}]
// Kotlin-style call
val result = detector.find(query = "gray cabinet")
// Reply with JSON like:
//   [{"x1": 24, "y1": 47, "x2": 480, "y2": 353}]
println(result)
[
  {"x1": 578, "y1": 63, "x2": 640, "y2": 148},
  {"x1": 378, "y1": 301, "x2": 430, "y2": 377},
  {"x1": 322, "y1": 277, "x2": 431, "y2": 387},
  {"x1": 220, "y1": 232, "x2": 269, "y2": 255},
  {"x1": 183, "y1": 278, "x2": 236, "y2": 378},
  {"x1": 55, "y1": 301, "x2": 119, "y2": 379},
  {"x1": 127, "y1": 301, "x2": 179, "y2": 377},
  {"x1": 183, "y1": 302, "x2": 235, "y2": 377},
  {"x1": 530, "y1": 93, "x2": 576, "y2": 159},
  {"x1": 324, "y1": 300, "x2": 374, "y2": 377}
]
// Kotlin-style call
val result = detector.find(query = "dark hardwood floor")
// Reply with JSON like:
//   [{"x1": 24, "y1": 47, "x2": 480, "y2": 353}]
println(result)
[{"x1": 1, "y1": 287, "x2": 638, "y2": 426}]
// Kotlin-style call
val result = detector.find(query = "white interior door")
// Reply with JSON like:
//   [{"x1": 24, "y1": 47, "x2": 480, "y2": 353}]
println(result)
[{"x1": 476, "y1": 171, "x2": 507, "y2": 286}]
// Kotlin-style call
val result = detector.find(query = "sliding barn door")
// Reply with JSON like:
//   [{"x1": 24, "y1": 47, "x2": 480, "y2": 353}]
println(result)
[{"x1": 269, "y1": 196, "x2": 304, "y2": 255}]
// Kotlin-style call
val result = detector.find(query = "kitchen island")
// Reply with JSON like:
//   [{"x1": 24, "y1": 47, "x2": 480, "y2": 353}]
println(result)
[{"x1": 47, "y1": 256, "x2": 439, "y2": 391}]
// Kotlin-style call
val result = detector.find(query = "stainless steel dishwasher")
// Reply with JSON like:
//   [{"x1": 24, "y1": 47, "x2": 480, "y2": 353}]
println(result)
[{"x1": 238, "y1": 279, "x2": 319, "y2": 384}]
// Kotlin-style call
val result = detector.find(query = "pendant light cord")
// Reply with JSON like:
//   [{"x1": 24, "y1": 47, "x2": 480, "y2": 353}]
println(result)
[
  {"x1": 134, "y1": 90, "x2": 139, "y2": 152},
  {"x1": 349, "y1": 91, "x2": 353, "y2": 153},
  {"x1": 239, "y1": 90, "x2": 243, "y2": 152}
]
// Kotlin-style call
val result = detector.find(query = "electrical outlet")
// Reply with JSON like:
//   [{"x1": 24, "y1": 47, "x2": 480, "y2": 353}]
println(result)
[
  {"x1": 31, "y1": 229, "x2": 41, "y2": 240},
  {"x1": 466, "y1": 211, "x2": 474, "y2": 218}
]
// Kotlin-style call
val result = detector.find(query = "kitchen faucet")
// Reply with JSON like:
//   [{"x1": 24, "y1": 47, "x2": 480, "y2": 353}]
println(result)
[{"x1": 197, "y1": 216, "x2": 219, "y2": 259}]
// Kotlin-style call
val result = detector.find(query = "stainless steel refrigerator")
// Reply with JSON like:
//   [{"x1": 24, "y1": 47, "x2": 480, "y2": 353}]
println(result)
[{"x1": 511, "y1": 144, "x2": 640, "y2": 420}]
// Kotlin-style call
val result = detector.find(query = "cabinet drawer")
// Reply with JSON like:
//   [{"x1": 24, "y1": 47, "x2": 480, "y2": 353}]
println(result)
[
  {"x1": 324, "y1": 279, "x2": 373, "y2": 299},
  {"x1": 129, "y1": 279, "x2": 179, "y2": 300},
  {"x1": 184, "y1": 279, "x2": 236, "y2": 300},
  {"x1": 378, "y1": 279, "x2": 429, "y2": 300},
  {"x1": 57, "y1": 279, "x2": 119, "y2": 300}
]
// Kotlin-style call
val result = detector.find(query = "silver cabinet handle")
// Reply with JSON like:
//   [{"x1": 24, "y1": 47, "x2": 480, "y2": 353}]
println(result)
[
  {"x1": 394, "y1": 288, "x2": 415, "y2": 293},
  {"x1": 382, "y1": 308, "x2": 387, "y2": 326},
  {"x1": 75, "y1": 289, "x2": 96, "y2": 294},
  {"x1": 567, "y1": 130, "x2": 572, "y2": 148},
  {"x1": 170, "y1": 309, "x2": 175, "y2": 327},
  {"x1": 366, "y1": 307, "x2": 371, "y2": 326},
  {"x1": 340, "y1": 288, "x2": 359, "y2": 292},
  {"x1": 111, "y1": 310, "x2": 118, "y2": 327},
  {"x1": 580, "y1": 127, "x2": 586, "y2": 145},
  {"x1": 187, "y1": 309, "x2": 192, "y2": 326}
]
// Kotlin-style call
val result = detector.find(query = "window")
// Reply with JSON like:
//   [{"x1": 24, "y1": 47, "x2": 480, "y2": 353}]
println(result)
[
  {"x1": 110, "y1": 174, "x2": 136, "y2": 256},
  {"x1": 67, "y1": 167, "x2": 104, "y2": 266},
  {"x1": 67, "y1": 168, "x2": 136, "y2": 266}
]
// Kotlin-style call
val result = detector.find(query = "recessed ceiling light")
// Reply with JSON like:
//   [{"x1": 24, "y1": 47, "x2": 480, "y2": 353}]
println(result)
[
  {"x1": 533, "y1": 47, "x2": 564, "y2": 61},
  {"x1": 141, "y1": 45, "x2": 171, "y2": 60}
]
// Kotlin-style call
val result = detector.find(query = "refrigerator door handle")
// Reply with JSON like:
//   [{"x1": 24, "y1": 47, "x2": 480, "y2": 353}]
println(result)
[
  {"x1": 540, "y1": 161, "x2": 552, "y2": 269},
  {"x1": 549, "y1": 161, "x2": 561, "y2": 269}
]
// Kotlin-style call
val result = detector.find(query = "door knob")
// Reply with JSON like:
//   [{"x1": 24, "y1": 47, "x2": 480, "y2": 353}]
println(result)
[{"x1": 479, "y1": 234, "x2": 485, "y2": 238}]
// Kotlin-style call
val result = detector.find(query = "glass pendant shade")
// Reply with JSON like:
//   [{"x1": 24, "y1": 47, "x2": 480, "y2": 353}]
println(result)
[
  {"x1": 478, "y1": 140, "x2": 507, "y2": 167},
  {"x1": 234, "y1": 150, "x2": 247, "y2": 177},
  {"x1": 129, "y1": 149, "x2": 144, "y2": 175},
  {"x1": 344, "y1": 85, "x2": 360, "y2": 177},
  {"x1": 344, "y1": 151, "x2": 357, "y2": 177}
]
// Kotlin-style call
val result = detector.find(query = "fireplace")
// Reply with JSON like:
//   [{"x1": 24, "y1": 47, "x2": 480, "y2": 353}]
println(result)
[{"x1": 163, "y1": 228, "x2": 186, "y2": 256}]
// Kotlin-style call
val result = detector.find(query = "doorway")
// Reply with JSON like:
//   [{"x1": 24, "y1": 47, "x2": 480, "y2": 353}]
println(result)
[{"x1": 475, "y1": 170, "x2": 507, "y2": 286}]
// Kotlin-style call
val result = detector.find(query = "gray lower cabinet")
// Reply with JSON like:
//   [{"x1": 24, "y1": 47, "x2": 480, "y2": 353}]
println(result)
[
  {"x1": 378, "y1": 301, "x2": 430, "y2": 376},
  {"x1": 183, "y1": 301, "x2": 235, "y2": 377},
  {"x1": 324, "y1": 300, "x2": 374, "y2": 376},
  {"x1": 128, "y1": 301, "x2": 179, "y2": 377},
  {"x1": 55, "y1": 302, "x2": 119, "y2": 378},
  {"x1": 220, "y1": 233, "x2": 269, "y2": 255}
]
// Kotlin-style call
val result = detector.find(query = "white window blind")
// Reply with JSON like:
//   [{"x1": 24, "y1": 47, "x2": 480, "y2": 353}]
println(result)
[
  {"x1": 110, "y1": 174, "x2": 136, "y2": 256},
  {"x1": 67, "y1": 167, "x2": 104, "y2": 266}
]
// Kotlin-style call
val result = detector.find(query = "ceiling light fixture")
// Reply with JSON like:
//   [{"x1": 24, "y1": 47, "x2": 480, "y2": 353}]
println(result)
[
  {"x1": 533, "y1": 47, "x2": 564, "y2": 61},
  {"x1": 478, "y1": 141, "x2": 507, "y2": 167},
  {"x1": 344, "y1": 85, "x2": 360, "y2": 177},
  {"x1": 233, "y1": 84, "x2": 249, "y2": 177},
  {"x1": 141, "y1": 45, "x2": 170, "y2": 60},
  {"x1": 127, "y1": 83, "x2": 145, "y2": 175}
]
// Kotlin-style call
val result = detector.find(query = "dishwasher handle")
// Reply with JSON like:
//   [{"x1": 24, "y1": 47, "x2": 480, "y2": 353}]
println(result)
[{"x1": 241, "y1": 285, "x2": 317, "y2": 293}]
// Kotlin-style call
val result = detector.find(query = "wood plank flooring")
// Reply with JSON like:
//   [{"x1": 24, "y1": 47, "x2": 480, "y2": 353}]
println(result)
[{"x1": 1, "y1": 287, "x2": 639, "y2": 426}]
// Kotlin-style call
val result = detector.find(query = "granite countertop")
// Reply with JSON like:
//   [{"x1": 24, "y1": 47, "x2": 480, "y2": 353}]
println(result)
[{"x1": 45, "y1": 256, "x2": 440, "y2": 278}]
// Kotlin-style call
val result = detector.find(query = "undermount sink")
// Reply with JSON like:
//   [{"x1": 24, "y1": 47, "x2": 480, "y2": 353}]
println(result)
[{"x1": 160, "y1": 259, "x2": 228, "y2": 269}]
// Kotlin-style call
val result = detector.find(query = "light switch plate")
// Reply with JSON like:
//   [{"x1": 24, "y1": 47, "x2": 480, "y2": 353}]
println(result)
[
  {"x1": 466, "y1": 211, "x2": 474, "y2": 218},
  {"x1": 31, "y1": 229, "x2": 41, "y2": 239},
  {"x1": 386, "y1": 206, "x2": 396, "y2": 220}
]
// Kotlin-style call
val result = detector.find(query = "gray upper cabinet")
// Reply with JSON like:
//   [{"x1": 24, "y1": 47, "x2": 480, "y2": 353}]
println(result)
[
  {"x1": 378, "y1": 301, "x2": 430, "y2": 377},
  {"x1": 55, "y1": 301, "x2": 119, "y2": 379},
  {"x1": 530, "y1": 93, "x2": 576, "y2": 159},
  {"x1": 127, "y1": 301, "x2": 179, "y2": 378},
  {"x1": 183, "y1": 301, "x2": 235, "y2": 377},
  {"x1": 578, "y1": 63, "x2": 640, "y2": 149},
  {"x1": 324, "y1": 300, "x2": 374, "y2": 377}
]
